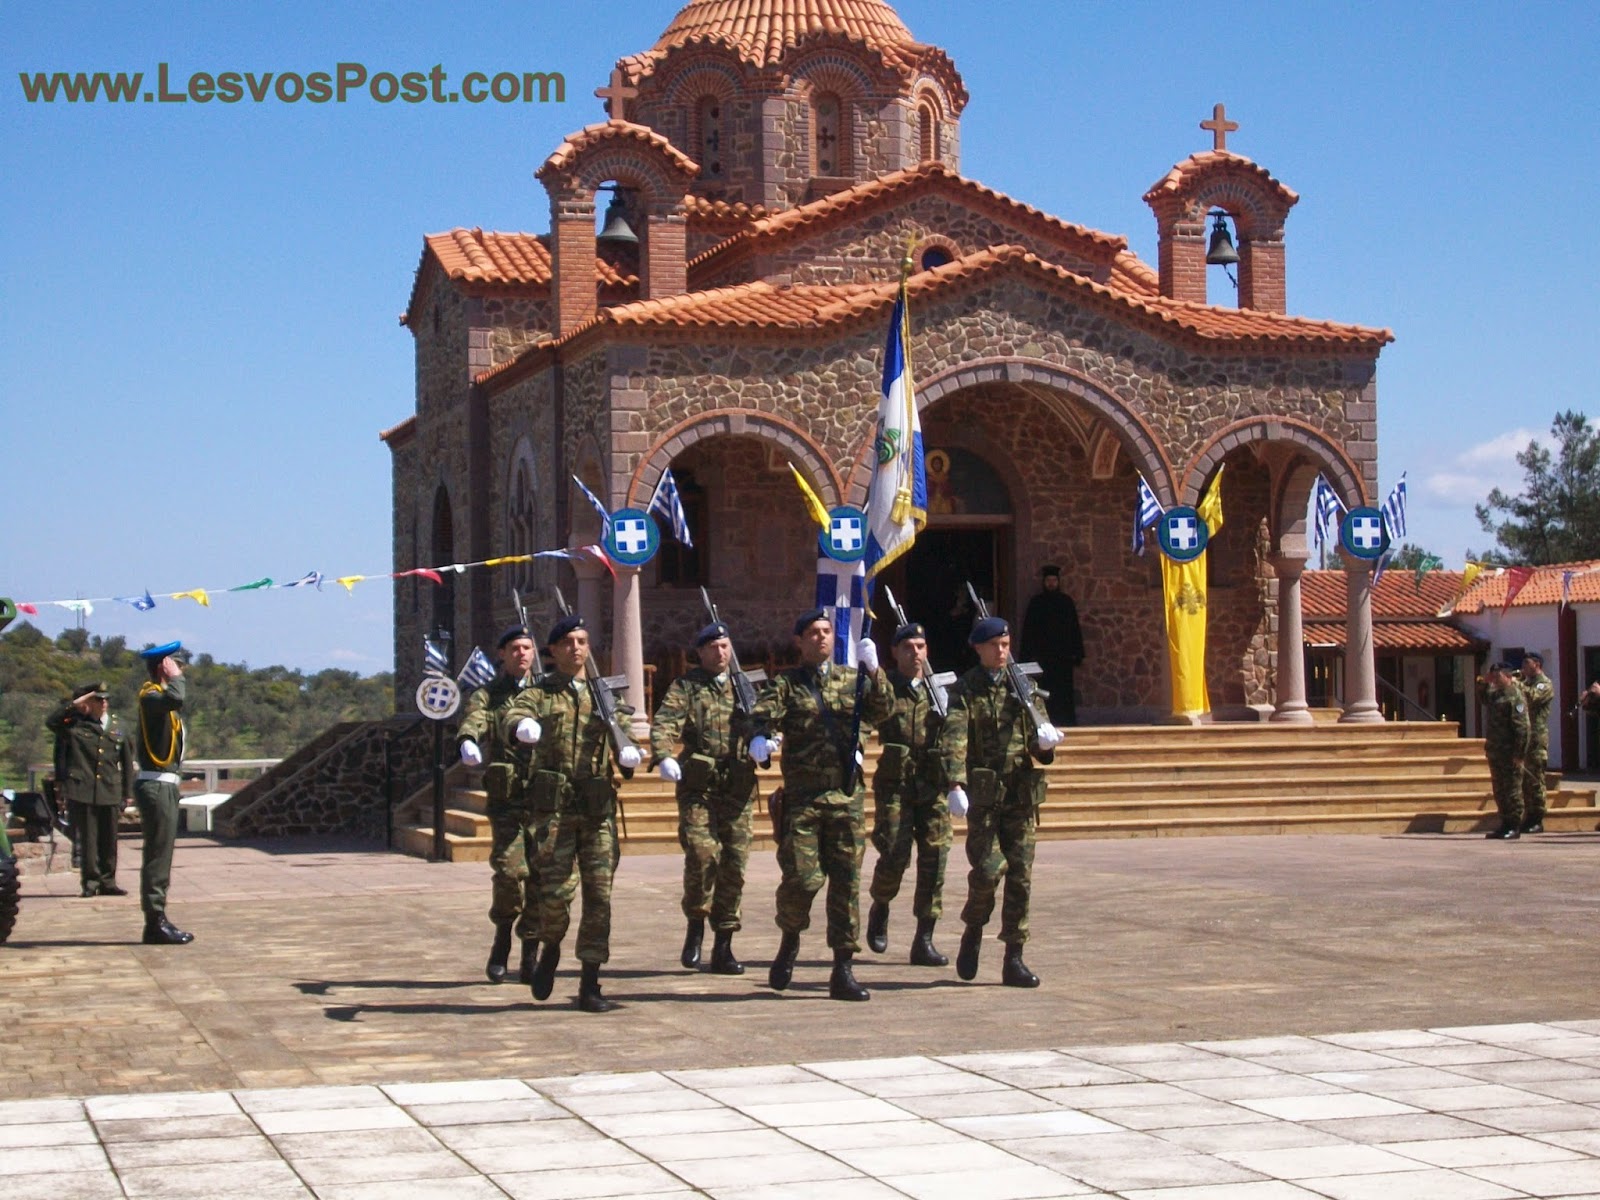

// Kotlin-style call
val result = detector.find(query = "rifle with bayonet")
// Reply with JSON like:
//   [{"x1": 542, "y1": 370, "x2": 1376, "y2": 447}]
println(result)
[
  {"x1": 698, "y1": 587, "x2": 767, "y2": 718},
  {"x1": 882, "y1": 585, "x2": 956, "y2": 719},
  {"x1": 511, "y1": 588, "x2": 542, "y2": 687},
  {"x1": 553, "y1": 587, "x2": 634, "y2": 834},
  {"x1": 964, "y1": 582, "x2": 1049, "y2": 741}
]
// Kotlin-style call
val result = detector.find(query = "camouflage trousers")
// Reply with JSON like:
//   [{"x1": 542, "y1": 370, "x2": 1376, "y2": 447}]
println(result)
[
  {"x1": 959, "y1": 772, "x2": 1043, "y2": 945},
  {"x1": 487, "y1": 804, "x2": 538, "y2": 943},
  {"x1": 869, "y1": 780, "x2": 951, "y2": 920},
  {"x1": 1522, "y1": 742, "x2": 1549, "y2": 825},
  {"x1": 775, "y1": 790, "x2": 864, "y2": 952},
  {"x1": 678, "y1": 784, "x2": 755, "y2": 931},
  {"x1": 1488, "y1": 751, "x2": 1524, "y2": 828},
  {"x1": 532, "y1": 808, "x2": 617, "y2": 965}
]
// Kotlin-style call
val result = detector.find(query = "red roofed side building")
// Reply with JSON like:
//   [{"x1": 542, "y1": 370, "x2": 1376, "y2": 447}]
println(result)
[{"x1": 383, "y1": 0, "x2": 1395, "y2": 726}]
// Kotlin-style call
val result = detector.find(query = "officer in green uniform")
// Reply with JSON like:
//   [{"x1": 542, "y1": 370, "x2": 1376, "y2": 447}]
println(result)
[
  {"x1": 1478, "y1": 662, "x2": 1530, "y2": 840},
  {"x1": 46, "y1": 681, "x2": 135, "y2": 898},
  {"x1": 1518, "y1": 652, "x2": 1554, "y2": 833},
  {"x1": 457, "y1": 623, "x2": 540, "y2": 984},
  {"x1": 750, "y1": 608, "x2": 892, "y2": 1001},
  {"x1": 134, "y1": 642, "x2": 194, "y2": 944},
  {"x1": 865, "y1": 621, "x2": 952, "y2": 967},
  {"x1": 651, "y1": 620, "x2": 759, "y2": 976},
  {"x1": 501, "y1": 613, "x2": 640, "y2": 1012},
  {"x1": 942, "y1": 616, "x2": 1062, "y2": 987}
]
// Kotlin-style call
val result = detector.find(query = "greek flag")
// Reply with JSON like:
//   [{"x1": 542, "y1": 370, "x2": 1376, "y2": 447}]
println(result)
[
  {"x1": 1312, "y1": 475, "x2": 1345, "y2": 550},
  {"x1": 816, "y1": 552, "x2": 867, "y2": 668},
  {"x1": 863, "y1": 282, "x2": 926, "y2": 578},
  {"x1": 423, "y1": 638, "x2": 450, "y2": 677},
  {"x1": 457, "y1": 647, "x2": 497, "y2": 691},
  {"x1": 1381, "y1": 472, "x2": 1407, "y2": 541},
  {"x1": 649, "y1": 467, "x2": 694, "y2": 548},
  {"x1": 1132, "y1": 474, "x2": 1164, "y2": 556},
  {"x1": 280, "y1": 571, "x2": 324, "y2": 590},
  {"x1": 571, "y1": 475, "x2": 612, "y2": 542}
]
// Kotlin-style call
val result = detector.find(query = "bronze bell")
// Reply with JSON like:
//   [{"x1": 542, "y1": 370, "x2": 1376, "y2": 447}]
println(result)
[
  {"x1": 1205, "y1": 212, "x2": 1239, "y2": 266},
  {"x1": 597, "y1": 196, "x2": 638, "y2": 245}
]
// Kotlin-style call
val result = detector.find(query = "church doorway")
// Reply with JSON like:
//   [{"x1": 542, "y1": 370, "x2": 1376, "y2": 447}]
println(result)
[{"x1": 875, "y1": 525, "x2": 1011, "y2": 674}]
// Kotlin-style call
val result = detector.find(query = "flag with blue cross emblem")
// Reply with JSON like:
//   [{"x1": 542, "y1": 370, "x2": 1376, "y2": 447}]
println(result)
[
  {"x1": 1161, "y1": 466, "x2": 1224, "y2": 715},
  {"x1": 816, "y1": 551, "x2": 868, "y2": 668},
  {"x1": 649, "y1": 467, "x2": 694, "y2": 548}
]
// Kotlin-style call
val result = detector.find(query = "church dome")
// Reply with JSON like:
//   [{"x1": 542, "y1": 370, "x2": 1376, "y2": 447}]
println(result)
[{"x1": 651, "y1": 0, "x2": 919, "y2": 68}]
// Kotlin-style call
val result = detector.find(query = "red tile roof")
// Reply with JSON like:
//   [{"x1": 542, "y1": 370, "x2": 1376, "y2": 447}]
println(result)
[
  {"x1": 1143, "y1": 151, "x2": 1299, "y2": 210},
  {"x1": 1452, "y1": 559, "x2": 1600, "y2": 613},
  {"x1": 401, "y1": 230, "x2": 638, "y2": 327},
  {"x1": 1302, "y1": 569, "x2": 1468, "y2": 620},
  {"x1": 647, "y1": 0, "x2": 917, "y2": 66},
  {"x1": 1303, "y1": 620, "x2": 1482, "y2": 652},
  {"x1": 537, "y1": 120, "x2": 701, "y2": 180}
]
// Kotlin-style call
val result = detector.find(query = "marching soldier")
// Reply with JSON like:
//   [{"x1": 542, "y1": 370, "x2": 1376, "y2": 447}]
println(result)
[
  {"x1": 133, "y1": 642, "x2": 195, "y2": 945},
  {"x1": 1479, "y1": 662, "x2": 1530, "y2": 840},
  {"x1": 651, "y1": 621, "x2": 759, "y2": 975},
  {"x1": 501, "y1": 613, "x2": 640, "y2": 1012},
  {"x1": 865, "y1": 621, "x2": 951, "y2": 966},
  {"x1": 942, "y1": 616, "x2": 1063, "y2": 987},
  {"x1": 750, "y1": 609, "x2": 892, "y2": 1001},
  {"x1": 457, "y1": 623, "x2": 540, "y2": 985},
  {"x1": 1518, "y1": 653, "x2": 1554, "y2": 833},
  {"x1": 45, "y1": 681, "x2": 135, "y2": 898}
]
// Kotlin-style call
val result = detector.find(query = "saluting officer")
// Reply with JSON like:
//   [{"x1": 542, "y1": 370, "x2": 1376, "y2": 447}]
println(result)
[
  {"x1": 651, "y1": 620, "x2": 760, "y2": 976},
  {"x1": 133, "y1": 642, "x2": 194, "y2": 945},
  {"x1": 942, "y1": 616, "x2": 1063, "y2": 987},
  {"x1": 865, "y1": 621, "x2": 952, "y2": 967},
  {"x1": 501, "y1": 614, "x2": 640, "y2": 1012},
  {"x1": 1518, "y1": 653, "x2": 1554, "y2": 834},
  {"x1": 46, "y1": 681, "x2": 135, "y2": 898},
  {"x1": 457, "y1": 623, "x2": 540, "y2": 985},
  {"x1": 1479, "y1": 662, "x2": 1530, "y2": 840},
  {"x1": 750, "y1": 608, "x2": 893, "y2": 1001}
]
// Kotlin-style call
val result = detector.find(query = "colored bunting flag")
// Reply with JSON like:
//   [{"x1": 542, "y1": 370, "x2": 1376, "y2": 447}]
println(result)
[
  {"x1": 171, "y1": 589, "x2": 210, "y2": 607},
  {"x1": 457, "y1": 647, "x2": 497, "y2": 691},
  {"x1": 1501, "y1": 566, "x2": 1535, "y2": 616},
  {"x1": 336, "y1": 575, "x2": 364, "y2": 592},
  {"x1": 649, "y1": 467, "x2": 695, "y2": 548},
  {"x1": 280, "y1": 572, "x2": 324, "y2": 590},
  {"x1": 571, "y1": 475, "x2": 612, "y2": 542},
  {"x1": 55, "y1": 599, "x2": 94, "y2": 617},
  {"x1": 863, "y1": 280, "x2": 926, "y2": 578},
  {"x1": 1412, "y1": 553, "x2": 1444, "y2": 593},
  {"x1": 229, "y1": 577, "x2": 273, "y2": 591},
  {"x1": 394, "y1": 568, "x2": 443, "y2": 585},
  {"x1": 116, "y1": 591, "x2": 156, "y2": 612}
]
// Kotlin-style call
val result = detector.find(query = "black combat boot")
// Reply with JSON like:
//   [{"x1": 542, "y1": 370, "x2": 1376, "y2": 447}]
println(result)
[
  {"x1": 485, "y1": 921, "x2": 514, "y2": 984},
  {"x1": 577, "y1": 961, "x2": 615, "y2": 1013},
  {"x1": 530, "y1": 940, "x2": 561, "y2": 1001},
  {"x1": 1486, "y1": 824, "x2": 1521, "y2": 840},
  {"x1": 829, "y1": 949, "x2": 870, "y2": 1001},
  {"x1": 866, "y1": 901, "x2": 889, "y2": 954},
  {"x1": 956, "y1": 923, "x2": 983, "y2": 981},
  {"x1": 142, "y1": 913, "x2": 194, "y2": 945},
  {"x1": 909, "y1": 918, "x2": 948, "y2": 967},
  {"x1": 1001, "y1": 943, "x2": 1040, "y2": 988},
  {"x1": 709, "y1": 929, "x2": 744, "y2": 975},
  {"x1": 518, "y1": 938, "x2": 539, "y2": 985},
  {"x1": 681, "y1": 917, "x2": 705, "y2": 970},
  {"x1": 768, "y1": 931, "x2": 800, "y2": 991}
]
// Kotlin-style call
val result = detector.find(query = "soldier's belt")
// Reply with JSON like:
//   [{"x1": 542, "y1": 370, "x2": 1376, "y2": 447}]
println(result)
[{"x1": 136, "y1": 771, "x2": 181, "y2": 784}]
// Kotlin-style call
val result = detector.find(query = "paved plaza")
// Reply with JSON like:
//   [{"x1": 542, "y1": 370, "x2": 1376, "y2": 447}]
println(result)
[{"x1": 5, "y1": 830, "x2": 1600, "y2": 1196}]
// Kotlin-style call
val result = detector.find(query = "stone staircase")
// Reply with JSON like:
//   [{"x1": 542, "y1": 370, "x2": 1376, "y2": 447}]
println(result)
[{"x1": 391, "y1": 721, "x2": 1600, "y2": 861}]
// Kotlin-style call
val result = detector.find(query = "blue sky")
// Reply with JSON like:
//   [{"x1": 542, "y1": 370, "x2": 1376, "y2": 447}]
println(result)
[{"x1": 3, "y1": 1, "x2": 1596, "y2": 674}]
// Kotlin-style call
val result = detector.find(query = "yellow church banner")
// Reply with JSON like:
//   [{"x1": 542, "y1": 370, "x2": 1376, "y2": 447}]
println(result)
[{"x1": 1161, "y1": 467, "x2": 1224, "y2": 716}]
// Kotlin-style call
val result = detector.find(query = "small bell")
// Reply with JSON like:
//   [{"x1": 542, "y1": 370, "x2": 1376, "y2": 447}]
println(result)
[
  {"x1": 1205, "y1": 212, "x2": 1239, "y2": 266},
  {"x1": 597, "y1": 196, "x2": 638, "y2": 245}
]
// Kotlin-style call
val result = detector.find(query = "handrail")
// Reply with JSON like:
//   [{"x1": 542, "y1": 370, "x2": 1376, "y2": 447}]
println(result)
[{"x1": 1376, "y1": 677, "x2": 1436, "y2": 722}]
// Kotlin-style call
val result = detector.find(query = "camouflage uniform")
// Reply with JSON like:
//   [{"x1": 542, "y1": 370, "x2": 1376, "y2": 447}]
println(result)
[
  {"x1": 942, "y1": 665, "x2": 1054, "y2": 945},
  {"x1": 650, "y1": 668, "x2": 758, "y2": 931},
  {"x1": 869, "y1": 670, "x2": 950, "y2": 920},
  {"x1": 457, "y1": 672, "x2": 537, "y2": 944},
  {"x1": 1519, "y1": 670, "x2": 1553, "y2": 828},
  {"x1": 500, "y1": 674, "x2": 628, "y2": 964},
  {"x1": 753, "y1": 661, "x2": 893, "y2": 950},
  {"x1": 1480, "y1": 675, "x2": 1530, "y2": 830}
]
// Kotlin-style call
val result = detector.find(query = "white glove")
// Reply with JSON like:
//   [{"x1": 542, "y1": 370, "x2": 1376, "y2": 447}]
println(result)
[
  {"x1": 1034, "y1": 724, "x2": 1063, "y2": 751},
  {"x1": 856, "y1": 638, "x2": 879, "y2": 673},
  {"x1": 458, "y1": 740, "x2": 483, "y2": 766},
  {"x1": 513, "y1": 717, "x2": 542, "y2": 745},
  {"x1": 947, "y1": 786, "x2": 970, "y2": 816},
  {"x1": 618, "y1": 745, "x2": 642, "y2": 770},
  {"x1": 658, "y1": 757, "x2": 682, "y2": 782},
  {"x1": 749, "y1": 735, "x2": 773, "y2": 764}
]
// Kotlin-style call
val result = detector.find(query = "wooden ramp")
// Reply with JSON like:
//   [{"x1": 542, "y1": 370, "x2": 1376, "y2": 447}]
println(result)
[{"x1": 393, "y1": 721, "x2": 1600, "y2": 861}]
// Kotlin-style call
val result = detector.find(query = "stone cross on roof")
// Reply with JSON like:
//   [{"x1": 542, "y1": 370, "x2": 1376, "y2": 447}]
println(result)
[
  {"x1": 595, "y1": 67, "x2": 638, "y2": 122},
  {"x1": 1200, "y1": 103, "x2": 1239, "y2": 152}
]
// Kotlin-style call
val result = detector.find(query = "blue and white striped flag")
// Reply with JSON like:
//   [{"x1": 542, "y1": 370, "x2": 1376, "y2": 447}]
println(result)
[
  {"x1": 423, "y1": 638, "x2": 450, "y2": 677},
  {"x1": 571, "y1": 475, "x2": 612, "y2": 542},
  {"x1": 816, "y1": 552, "x2": 868, "y2": 668},
  {"x1": 1312, "y1": 475, "x2": 1345, "y2": 551},
  {"x1": 1133, "y1": 474, "x2": 1164, "y2": 556},
  {"x1": 1381, "y1": 472, "x2": 1407, "y2": 542},
  {"x1": 649, "y1": 467, "x2": 694, "y2": 548},
  {"x1": 457, "y1": 647, "x2": 497, "y2": 691},
  {"x1": 279, "y1": 571, "x2": 324, "y2": 590},
  {"x1": 863, "y1": 281, "x2": 926, "y2": 578}
]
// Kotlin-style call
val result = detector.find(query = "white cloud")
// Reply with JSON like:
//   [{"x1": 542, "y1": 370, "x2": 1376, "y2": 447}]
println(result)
[{"x1": 1423, "y1": 427, "x2": 1552, "y2": 505}]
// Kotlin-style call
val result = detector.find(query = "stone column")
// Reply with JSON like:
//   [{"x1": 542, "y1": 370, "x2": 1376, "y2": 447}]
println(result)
[
  {"x1": 1270, "y1": 555, "x2": 1313, "y2": 723},
  {"x1": 1339, "y1": 562, "x2": 1383, "y2": 723},
  {"x1": 612, "y1": 564, "x2": 648, "y2": 740}
]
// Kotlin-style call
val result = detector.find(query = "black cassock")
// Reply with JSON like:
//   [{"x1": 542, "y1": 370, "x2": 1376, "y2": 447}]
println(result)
[{"x1": 1021, "y1": 590, "x2": 1084, "y2": 726}]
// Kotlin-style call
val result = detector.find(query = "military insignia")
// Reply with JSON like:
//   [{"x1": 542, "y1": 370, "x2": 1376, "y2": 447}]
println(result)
[
  {"x1": 1340, "y1": 506, "x2": 1389, "y2": 561},
  {"x1": 821, "y1": 505, "x2": 868, "y2": 563},
  {"x1": 604, "y1": 507, "x2": 661, "y2": 566},
  {"x1": 1157, "y1": 506, "x2": 1209, "y2": 563},
  {"x1": 415, "y1": 676, "x2": 461, "y2": 721},
  {"x1": 875, "y1": 427, "x2": 901, "y2": 465}
]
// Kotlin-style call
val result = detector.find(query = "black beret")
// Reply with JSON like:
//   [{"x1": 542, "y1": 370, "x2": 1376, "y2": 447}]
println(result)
[
  {"x1": 1488, "y1": 661, "x2": 1510, "y2": 674},
  {"x1": 969, "y1": 616, "x2": 1010, "y2": 645},
  {"x1": 891, "y1": 621, "x2": 926, "y2": 645},
  {"x1": 1041, "y1": 564, "x2": 1061, "y2": 578},
  {"x1": 695, "y1": 621, "x2": 730, "y2": 648},
  {"x1": 497, "y1": 623, "x2": 534, "y2": 649},
  {"x1": 1523, "y1": 651, "x2": 1543, "y2": 666},
  {"x1": 792, "y1": 607, "x2": 830, "y2": 637},
  {"x1": 546, "y1": 613, "x2": 586, "y2": 647},
  {"x1": 72, "y1": 681, "x2": 109, "y2": 700}
]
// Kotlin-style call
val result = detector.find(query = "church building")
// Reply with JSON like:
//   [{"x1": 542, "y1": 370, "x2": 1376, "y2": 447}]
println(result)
[{"x1": 383, "y1": 0, "x2": 1394, "y2": 726}]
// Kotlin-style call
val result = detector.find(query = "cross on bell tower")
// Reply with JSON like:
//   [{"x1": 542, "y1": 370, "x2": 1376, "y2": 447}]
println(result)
[
  {"x1": 595, "y1": 67, "x2": 639, "y2": 122},
  {"x1": 1200, "y1": 103, "x2": 1239, "y2": 152}
]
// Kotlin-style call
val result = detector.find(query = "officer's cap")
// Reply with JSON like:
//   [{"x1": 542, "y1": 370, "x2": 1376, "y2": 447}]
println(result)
[
  {"x1": 497, "y1": 623, "x2": 534, "y2": 649},
  {"x1": 139, "y1": 641, "x2": 184, "y2": 662},
  {"x1": 792, "y1": 607, "x2": 830, "y2": 637},
  {"x1": 695, "y1": 621, "x2": 730, "y2": 648},
  {"x1": 72, "y1": 681, "x2": 110, "y2": 700},
  {"x1": 969, "y1": 616, "x2": 1010, "y2": 645},
  {"x1": 1041, "y1": 564, "x2": 1062, "y2": 578},
  {"x1": 546, "y1": 614, "x2": 586, "y2": 647},
  {"x1": 891, "y1": 621, "x2": 926, "y2": 645}
]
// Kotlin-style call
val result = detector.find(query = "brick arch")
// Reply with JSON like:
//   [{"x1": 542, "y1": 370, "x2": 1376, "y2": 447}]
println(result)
[
  {"x1": 626, "y1": 409, "x2": 843, "y2": 511},
  {"x1": 656, "y1": 58, "x2": 745, "y2": 107},
  {"x1": 1177, "y1": 176, "x2": 1287, "y2": 242},
  {"x1": 789, "y1": 54, "x2": 878, "y2": 101},
  {"x1": 909, "y1": 357, "x2": 1177, "y2": 506}
]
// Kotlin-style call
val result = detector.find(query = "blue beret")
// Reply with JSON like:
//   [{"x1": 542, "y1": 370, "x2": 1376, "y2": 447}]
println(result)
[
  {"x1": 792, "y1": 608, "x2": 830, "y2": 637},
  {"x1": 497, "y1": 623, "x2": 533, "y2": 649},
  {"x1": 139, "y1": 641, "x2": 183, "y2": 661},
  {"x1": 695, "y1": 621, "x2": 730, "y2": 648},
  {"x1": 891, "y1": 622, "x2": 926, "y2": 645},
  {"x1": 968, "y1": 616, "x2": 1009, "y2": 645},
  {"x1": 546, "y1": 614, "x2": 586, "y2": 647}
]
